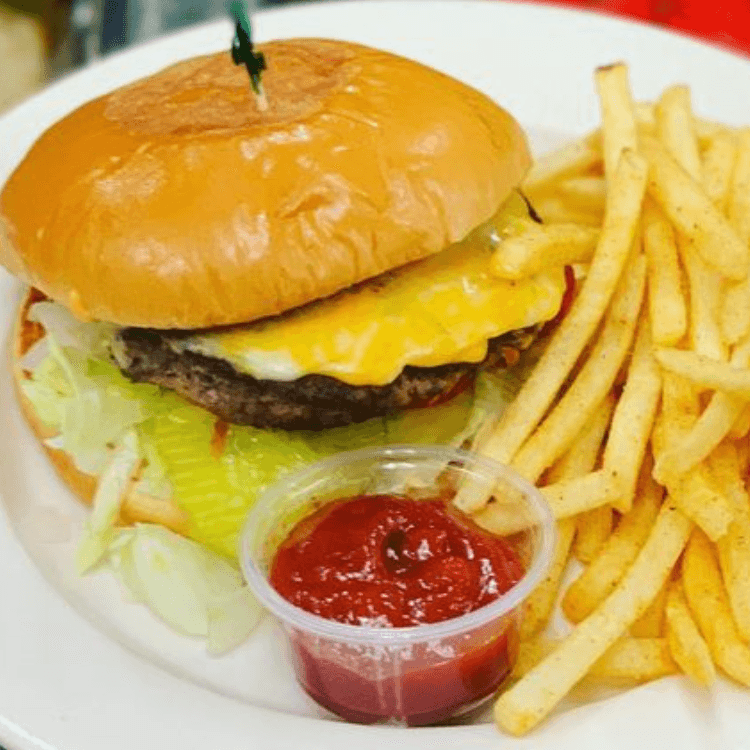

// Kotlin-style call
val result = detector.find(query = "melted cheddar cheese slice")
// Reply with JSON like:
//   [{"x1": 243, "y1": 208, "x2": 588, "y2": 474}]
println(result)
[{"x1": 180, "y1": 201, "x2": 565, "y2": 386}]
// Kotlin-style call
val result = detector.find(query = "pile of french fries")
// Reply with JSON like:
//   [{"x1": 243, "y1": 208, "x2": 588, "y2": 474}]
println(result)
[{"x1": 456, "y1": 62, "x2": 750, "y2": 735}]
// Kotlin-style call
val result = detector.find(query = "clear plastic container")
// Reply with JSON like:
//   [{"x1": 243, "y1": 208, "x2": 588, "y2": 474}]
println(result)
[{"x1": 240, "y1": 445, "x2": 555, "y2": 726}]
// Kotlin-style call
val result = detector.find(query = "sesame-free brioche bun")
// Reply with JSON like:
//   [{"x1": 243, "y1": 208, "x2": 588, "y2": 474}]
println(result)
[
  {"x1": 0, "y1": 38, "x2": 530, "y2": 329},
  {"x1": 13, "y1": 288, "x2": 189, "y2": 532}
]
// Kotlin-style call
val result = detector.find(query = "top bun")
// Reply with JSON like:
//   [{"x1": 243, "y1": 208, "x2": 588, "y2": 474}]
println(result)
[{"x1": 0, "y1": 39, "x2": 530, "y2": 329}]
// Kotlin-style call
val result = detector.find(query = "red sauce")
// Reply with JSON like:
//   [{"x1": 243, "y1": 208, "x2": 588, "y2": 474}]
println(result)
[{"x1": 269, "y1": 494, "x2": 525, "y2": 725}]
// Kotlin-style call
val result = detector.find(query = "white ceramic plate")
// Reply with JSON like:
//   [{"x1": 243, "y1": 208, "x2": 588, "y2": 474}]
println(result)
[{"x1": 3, "y1": 2, "x2": 750, "y2": 749}]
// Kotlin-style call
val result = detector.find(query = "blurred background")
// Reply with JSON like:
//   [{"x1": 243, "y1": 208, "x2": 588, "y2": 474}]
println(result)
[{"x1": 1, "y1": 0, "x2": 750, "y2": 113}]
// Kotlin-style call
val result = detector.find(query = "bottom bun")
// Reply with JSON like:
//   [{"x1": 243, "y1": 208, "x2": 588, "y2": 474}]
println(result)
[{"x1": 13, "y1": 288, "x2": 189, "y2": 533}]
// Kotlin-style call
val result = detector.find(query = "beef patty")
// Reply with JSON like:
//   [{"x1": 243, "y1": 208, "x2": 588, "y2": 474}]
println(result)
[{"x1": 112, "y1": 327, "x2": 538, "y2": 431}]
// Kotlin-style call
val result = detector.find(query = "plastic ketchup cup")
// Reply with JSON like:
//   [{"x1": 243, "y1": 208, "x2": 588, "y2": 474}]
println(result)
[{"x1": 240, "y1": 445, "x2": 555, "y2": 726}]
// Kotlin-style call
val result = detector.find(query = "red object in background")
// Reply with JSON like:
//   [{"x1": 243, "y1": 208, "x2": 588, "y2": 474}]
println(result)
[{"x1": 546, "y1": 0, "x2": 750, "y2": 55}]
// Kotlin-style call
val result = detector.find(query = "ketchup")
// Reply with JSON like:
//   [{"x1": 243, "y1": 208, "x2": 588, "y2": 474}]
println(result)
[{"x1": 269, "y1": 494, "x2": 525, "y2": 725}]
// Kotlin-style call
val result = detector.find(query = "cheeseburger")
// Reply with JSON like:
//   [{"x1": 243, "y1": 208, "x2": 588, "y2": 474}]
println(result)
[{"x1": 0, "y1": 39, "x2": 565, "y2": 558}]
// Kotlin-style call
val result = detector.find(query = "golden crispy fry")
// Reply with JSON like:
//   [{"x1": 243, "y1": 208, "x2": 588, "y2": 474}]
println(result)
[
  {"x1": 562, "y1": 472, "x2": 661, "y2": 624},
  {"x1": 528, "y1": 195, "x2": 604, "y2": 227},
  {"x1": 680, "y1": 242, "x2": 728, "y2": 362},
  {"x1": 454, "y1": 150, "x2": 648, "y2": 512},
  {"x1": 490, "y1": 221, "x2": 599, "y2": 280},
  {"x1": 475, "y1": 469, "x2": 622, "y2": 535},
  {"x1": 665, "y1": 579, "x2": 716, "y2": 685},
  {"x1": 546, "y1": 394, "x2": 614, "y2": 483},
  {"x1": 523, "y1": 132, "x2": 602, "y2": 193},
  {"x1": 719, "y1": 131, "x2": 750, "y2": 346},
  {"x1": 510, "y1": 255, "x2": 646, "y2": 483},
  {"x1": 603, "y1": 319, "x2": 662, "y2": 512},
  {"x1": 555, "y1": 176, "x2": 607, "y2": 214},
  {"x1": 596, "y1": 63, "x2": 639, "y2": 183},
  {"x1": 655, "y1": 85, "x2": 703, "y2": 182},
  {"x1": 586, "y1": 637, "x2": 677, "y2": 683},
  {"x1": 641, "y1": 199, "x2": 687, "y2": 347},
  {"x1": 494, "y1": 502, "x2": 692, "y2": 736},
  {"x1": 641, "y1": 135, "x2": 748, "y2": 280},
  {"x1": 702, "y1": 129, "x2": 737, "y2": 211},
  {"x1": 653, "y1": 335, "x2": 750, "y2": 482},
  {"x1": 655, "y1": 346, "x2": 750, "y2": 397},
  {"x1": 711, "y1": 442, "x2": 750, "y2": 642},
  {"x1": 635, "y1": 101, "x2": 728, "y2": 143},
  {"x1": 630, "y1": 580, "x2": 668, "y2": 637},
  {"x1": 551, "y1": 397, "x2": 614, "y2": 566},
  {"x1": 653, "y1": 373, "x2": 734, "y2": 540},
  {"x1": 729, "y1": 403, "x2": 750, "y2": 439},
  {"x1": 513, "y1": 635, "x2": 556, "y2": 680},
  {"x1": 682, "y1": 529, "x2": 750, "y2": 687},
  {"x1": 519, "y1": 518, "x2": 576, "y2": 640},
  {"x1": 573, "y1": 505, "x2": 613, "y2": 566}
]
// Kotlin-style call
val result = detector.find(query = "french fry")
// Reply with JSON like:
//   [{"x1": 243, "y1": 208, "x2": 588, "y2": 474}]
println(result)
[
  {"x1": 475, "y1": 469, "x2": 622, "y2": 535},
  {"x1": 573, "y1": 506, "x2": 613, "y2": 566},
  {"x1": 653, "y1": 373, "x2": 734, "y2": 541},
  {"x1": 720, "y1": 130, "x2": 750, "y2": 345},
  {"x1": 494, "y1": 502, "x2": 692, "y2": 736},
  {"x1": 454, "y1": 150, "x2": 648, "y2": 511},
  {"x1": 641, "y1": 135, "x2": 748, "y2": 280},
  {"x1": 490, "y1": 222, "x2": 599, "y2": 280},
  {"x1": 654, "y1": 347, "x2": 750, "y2": 397},
  {"x1": 682, "y1": 529, "x2": 750, "y2": 687},
  {"x1": 653, "y1": 335, "x2": 750, "y2": 482},
  {"x1": 595, "y1": 63, "x2": 639, "y2": 183},
  {"x1": 711, "y1": 442, "x2": 750, "y2": 642},
  {"x1": 642, "y1": 199, "x2": 688, "y2": 348},
  {"x1": 634, "y1": 101, "x2": 728, "y2": 143},
  {"x1": 551, "y1": 396, "x2": 614, "y2": 566},
  {"x1": 665, "y1": 579, "x2": 716, "y2": 685},
  {"x1": 513, "y1": 636, "x2": 556, "y2": 680},
  {"x1": 586, "y1": 637, "x2": 677, "y2": 683},
  {"x1": 680, "y1": 243, "x2": 728, "y2": 362},
  {"x1": 528, "y1": 195, "x2": 603, "y2": 227},
  {"x1": 524, "y1": 132, "x2": 602, "y2": 193},
  {"x1": 630, "y1": 580, "x2": 668, "y2": 637},
  {"x1": 603, "y1": 319, "x2": 662, "y2": 512},
  {"x1": 729, "y1": 403, "x2": 750, "y2": 440},
  {"x1": 655, "y1": 85, "x2": 703, "y2": 182},
  {"x1": 556, "y1": 176, "x2": 607, "y2": 214},
  {"x1": 701, "y1": 129, "x2": 737, "y2": 211},
  {"x1": 562, "y1": 471, "x2": 661, "y2": 623},
  {"x1": 519, "y1": 518, "x2": 576, "y2": 639},
  {"x1": 510, "y1": 254, "x2": 646, "y2": 483}
]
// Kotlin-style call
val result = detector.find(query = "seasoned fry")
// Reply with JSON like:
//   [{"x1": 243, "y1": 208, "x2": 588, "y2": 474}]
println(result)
[
  {"x1": 523, "y1": 132, "x2": 601, "y2": 192},
  {"x1": 603, "y1": 319, "x2": 662, "y2": 512},
  {"x1": 454, "y1": 150, "x2": 648, "y2": 512},
  {"x1": 653, "y1": 335, "x2": 750, "y2": 482},
  {"x1": 490, "y1": 221, "x2": 599, "y2": 280},
  {"x1": 641, "y1": 199, "x2": 687, "y2": 348},
  {"x1": 680, "y1": 242, "x2": 728, "y2": 362},
  {"x1": 555, "y1": 176, "x2": 607, "y2": 214},
  {"x1": 630, "y1": 580, "x2": 668, "y2": 637},
  {"x1": 641, "y1": 135, "x2": 748, "y2": 280},
  {"x1": 511, "y1": 255, "x2": 645, "y2": 483},
  {"x1": 702, "y1": 129, "x2": 737, "y2": 211},
  {"x1": 711, "y1": 442, "x2": 750, "y2": 642},
  {"x1": 654, "y1": 347, "x2": 750, "y2": 397},
  {"x1": 573, "y1": 505, "x2": 613, "y2": 566},
  {"x1": 528, "y1": 195, "x2": 603, "y2": 227},
  {"x1": 562, "y1": 471, "x2": 661, "y2": 623},
  {"x1": 519, "y1": 518, "x2": 576, "y2": 639},
  {"x1": 494, "y1": 502, "x2": 692, "y2": 736},
  {"x1": 682, "y1": 529, "x2": 750, "y2": 687},
  {"x1": 653, "y1": 373, "x2": 733, "y2": 540},
  {"x1": 665, "y1": 579, "x2": 716, "y2": 685},
  {"x1": 655, "y1": 85, "x2": 703, "y2": 182},
  {"x1": 596, "y1": 62, "x2": 639, "y2": 182},
  {"x1": 719, "y1": 130, "x2": 750, "y2": 345},
  {"x1": 586, "y1": 637, "x2": 677, "y2": 683},
  {"x1": 475, "y1": 469, "x2": 622, "y2": 535}
]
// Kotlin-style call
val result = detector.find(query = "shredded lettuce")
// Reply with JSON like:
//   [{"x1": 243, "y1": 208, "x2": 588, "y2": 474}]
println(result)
[
  {"x1": 76, "y1": 430, "x2": 141, "y2": 573},
  {"x1": 107, "y1": 524, "x2": 264, "y2": 652}
]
